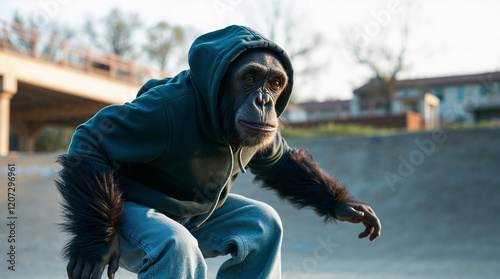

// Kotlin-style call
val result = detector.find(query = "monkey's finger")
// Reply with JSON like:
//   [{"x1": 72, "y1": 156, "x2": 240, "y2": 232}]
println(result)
[
  {"x1": 361, "y1": 211, "x2": 381, "y2": 241},
  {"x1": 107, "y1": 255, "x2": 120, "y2": 279},
  {"x1": 81, "y1": 263, "x2": 94, "y2": 279},
  {"x1": 91, "y1": 261, "x2": 106, "y2": 279},
  {"x1": 67, "y1": 258, "x2": 77, "y2": 279},
  {"x1": 72, "y1": 261, "x2": 84, "y2": 279},
  {"x1": 370, "y1": 225, "x2": 381, "y2": 241},
  {"x1": 358, "y1": 223, "x2": 375, "y2": 239}
]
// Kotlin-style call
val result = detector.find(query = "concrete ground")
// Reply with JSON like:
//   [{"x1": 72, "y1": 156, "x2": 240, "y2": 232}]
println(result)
[{"x1": 1, "y1": 128, "x2": 499, "y2": 279}]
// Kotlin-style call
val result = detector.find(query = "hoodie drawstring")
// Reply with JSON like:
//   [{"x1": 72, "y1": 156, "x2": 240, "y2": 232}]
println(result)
[
  {"x1": 195, "y1": 145, "x2": 234, "y2": 227},
  {"x1": 194, "y1": 145, "x2": 248, "y2": 227},
  {"x1": 238, "y1": 147, "x2": 247, "y2": 173}
]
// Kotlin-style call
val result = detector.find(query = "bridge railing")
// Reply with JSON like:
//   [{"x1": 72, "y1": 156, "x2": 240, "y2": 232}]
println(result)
[{"x1": 0, "y1": 20, "x2": 162, "y2": 85}]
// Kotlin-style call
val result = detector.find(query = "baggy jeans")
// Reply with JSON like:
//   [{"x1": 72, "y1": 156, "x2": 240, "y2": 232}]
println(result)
[{"x1": 118, "y1": 194, "x2": 283, "y2": 279}]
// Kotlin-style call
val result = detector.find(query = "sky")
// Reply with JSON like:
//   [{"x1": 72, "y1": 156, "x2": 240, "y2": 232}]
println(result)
[{"x1": 1, "y1": 0, "x2": 499, "y2": 101}]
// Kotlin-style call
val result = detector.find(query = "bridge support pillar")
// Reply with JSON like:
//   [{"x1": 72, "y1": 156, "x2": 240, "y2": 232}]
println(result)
[
  {"x1": 0, "y1": 92, "x2": 15, "y2": 156},
  {"x1": 12, "y1": 122, "x2": 45, "y2": 154},
  {"x1": 0, "y1": 75, "x2": 17, "y2": 157}
]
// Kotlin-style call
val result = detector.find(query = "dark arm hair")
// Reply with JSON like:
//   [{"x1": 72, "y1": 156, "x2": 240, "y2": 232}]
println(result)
[
  {"x1": 55, "y1": 154, "x2": 123, "y2": 261},
  {"x1": 254, "y1": 149, "x2": 353, "y2": 222}
]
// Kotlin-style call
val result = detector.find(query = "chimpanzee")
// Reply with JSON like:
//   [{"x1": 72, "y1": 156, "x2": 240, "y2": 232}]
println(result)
[{"x1": 56, "y1": 25, "x2": 381, "y2": 279}]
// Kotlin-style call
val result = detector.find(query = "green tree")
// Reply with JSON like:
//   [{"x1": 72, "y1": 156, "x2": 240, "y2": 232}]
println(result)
[
  {"x1": 143, "y1": 22, "x2": 185, "y2": 72},
  {"x1": 84, "y1": 8, "x2": 142, "y2": 58}
]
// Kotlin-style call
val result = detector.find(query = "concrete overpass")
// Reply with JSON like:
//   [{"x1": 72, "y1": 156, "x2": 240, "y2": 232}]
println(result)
[{"x1": 0, "y1": 20, "x2": 160, "y2": 156}]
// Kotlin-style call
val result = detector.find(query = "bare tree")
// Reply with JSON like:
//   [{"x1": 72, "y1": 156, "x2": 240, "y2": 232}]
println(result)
[
  {"x1": 143, "y1": 22, "x2": 185, "y2": 72},
  {"x1": 343, "y1": 3, "x2": 414, "y2": 114},
  {"x1": 243, "y1": 0, "x2": 327, "y2": 102},
  {"x1": 84, "y1": 8, "x2": 142, "y2": 58}
]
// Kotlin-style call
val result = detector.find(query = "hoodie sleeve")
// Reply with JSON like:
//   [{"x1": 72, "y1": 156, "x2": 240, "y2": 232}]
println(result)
[
  {"x1": 56, "y1": 89, "x2": 169, "y2": 262},
  {"x1": 67, "y1": 88, "x2": 170, "y2": 169}
]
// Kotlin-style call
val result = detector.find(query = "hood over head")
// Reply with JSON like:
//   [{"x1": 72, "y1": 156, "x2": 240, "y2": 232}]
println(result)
[{"x1": 188, "y1": 25, "x2": 294, "y2": 144}]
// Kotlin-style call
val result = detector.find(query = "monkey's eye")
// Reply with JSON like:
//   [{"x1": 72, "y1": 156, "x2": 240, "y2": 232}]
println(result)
[
  {"x1": 270, "y1": 79, "x2": 281, "y2": 89},
  {"x1": 244, "y1": 76, "x2": 256, "y2": 83}
]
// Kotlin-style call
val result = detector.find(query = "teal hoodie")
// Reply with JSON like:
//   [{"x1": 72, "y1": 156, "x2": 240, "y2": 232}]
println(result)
[{"x1": 67, "y1": 25, "x2": 294, "y2": 226}]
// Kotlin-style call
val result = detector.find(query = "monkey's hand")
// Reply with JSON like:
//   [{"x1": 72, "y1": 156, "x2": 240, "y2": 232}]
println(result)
[
  {"x1": 67, "y1": 238, "x2": 120, "y2": 279},
  {"x1": 334, "y1": 200, "x2": 381, "y2": 241}
]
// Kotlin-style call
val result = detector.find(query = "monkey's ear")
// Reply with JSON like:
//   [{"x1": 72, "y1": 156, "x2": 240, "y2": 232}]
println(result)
[
  {"x1": 255, "y1": 149, "x2": 354, "y2": 222},
  {"x1": 56, "y1": 154, "x2": 123, "y2": 261}
]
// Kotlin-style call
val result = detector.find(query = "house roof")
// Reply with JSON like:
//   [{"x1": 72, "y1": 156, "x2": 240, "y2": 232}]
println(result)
[
  {"x1": 354, "y1": 71, "x2": 500, "y2": 95},
  {"x1": 296, "y1": 100, "x2": 350, "y2": 111},
  {"x1": 285, "y1": 103, "x2": 304, "y2": 111}
]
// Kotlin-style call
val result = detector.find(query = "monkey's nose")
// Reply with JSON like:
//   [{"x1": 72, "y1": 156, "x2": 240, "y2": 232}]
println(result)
[{"x1": 256, "y1": 92, "x2": 271, "y2": 106}]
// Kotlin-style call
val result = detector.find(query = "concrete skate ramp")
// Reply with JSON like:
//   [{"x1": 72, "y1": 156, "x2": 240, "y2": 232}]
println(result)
[
  {"x1": 0, "y1": 128, "x2": 499, "y2": 278},
  {"x1": 233, "y1": 128, "x2": 500, "y2": 279}
]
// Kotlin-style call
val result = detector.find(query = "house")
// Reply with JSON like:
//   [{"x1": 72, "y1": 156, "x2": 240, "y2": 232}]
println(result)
[
  {"x1": 352, "y1": 71, "x2": 500, "y2": 127},
  {"x1": 282, "y1": 100, "x2": 350, "y2": 124},
  {"x1": 282, "y1": 99, "x2": 422, "y2": 130}
]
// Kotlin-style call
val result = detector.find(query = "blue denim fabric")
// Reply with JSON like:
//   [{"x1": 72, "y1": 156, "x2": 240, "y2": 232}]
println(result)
[{"x1": 118, "y1": 194, "x2": 283, "y2": 279}]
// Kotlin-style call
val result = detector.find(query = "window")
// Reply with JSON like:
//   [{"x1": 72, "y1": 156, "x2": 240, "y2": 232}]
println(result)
[
  {"x1": 479, "y1": 81, "x2": 500, "y2": 96},
  {"x1": 457, "y1": 86, "x2": 465, "y2": 100},
  {"x1": 480, "y1": 86, "x2": 487, "y2": 96},
  {"x1": 432, "y1": 87, "x2": 444, "y2": 101},
  {"x1": 307, "y1": 111, "x2": 316, "y2": 120},
  {"x1": 405, "y1": 101, "x2": 419, "y2": 112},
  {"x1": 319, "y1": 110, "x2": 333, "y2": 120}
]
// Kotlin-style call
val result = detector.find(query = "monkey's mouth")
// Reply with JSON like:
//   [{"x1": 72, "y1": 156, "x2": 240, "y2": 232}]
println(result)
[{"x1": 239, "y1": 121, "x2": 277, "y2": 132}]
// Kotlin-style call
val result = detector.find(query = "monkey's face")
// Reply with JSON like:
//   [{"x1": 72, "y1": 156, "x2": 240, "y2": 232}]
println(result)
[{"x1": 218, "y1": 49, "x2": 289, "y2": 148}]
